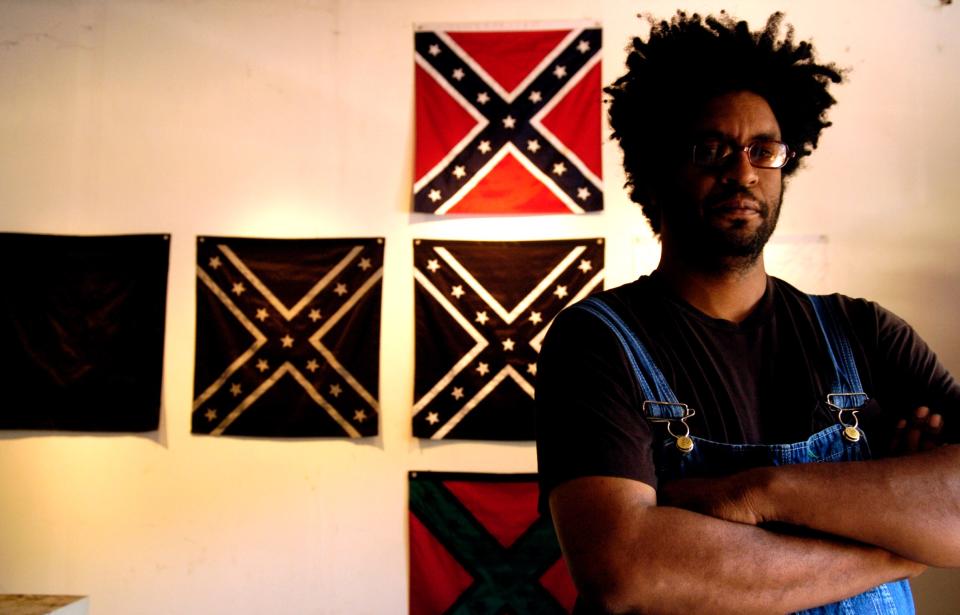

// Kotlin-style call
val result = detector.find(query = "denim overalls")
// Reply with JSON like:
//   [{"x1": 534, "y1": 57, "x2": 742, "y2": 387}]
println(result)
[{"x1": 573, "y1": 294, "x2": 915, "y2": 614}]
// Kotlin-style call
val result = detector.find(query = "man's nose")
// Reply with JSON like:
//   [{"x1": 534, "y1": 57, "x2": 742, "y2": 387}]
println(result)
[{"x1": 720, "y1": 149, "x2": 759, "y2": 187}]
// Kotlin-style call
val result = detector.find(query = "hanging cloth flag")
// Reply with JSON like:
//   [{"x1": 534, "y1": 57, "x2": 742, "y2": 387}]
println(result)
[
  {"x1": 413, "y1": 22, "x2": 602, "y2": 214},
  {"x1": 413, "y1": 238, "x2": 604, "y2": 440},
  {"x1": 193, "y1": 236, "x2": 383, "y2": 438},
  {"x1": 409, "y1": 471, "x2": 577, "y2": 614},
  {"x1": 0, "y1": 233, "x2": 169, "y2": 432}
]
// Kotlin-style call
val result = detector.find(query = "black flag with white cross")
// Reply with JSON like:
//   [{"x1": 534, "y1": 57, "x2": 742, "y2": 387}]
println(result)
[
  {"x1": 413, "y1": 238, "x2": 604, "y2": 440},
  {"x1": 193, "y1": 236, "x2": 383, "y2": 438}
]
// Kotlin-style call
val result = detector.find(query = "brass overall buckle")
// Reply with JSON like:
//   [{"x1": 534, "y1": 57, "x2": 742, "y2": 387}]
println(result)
[
  {"x1": 826, "y1": 392, "x2": 868, "y2": 443},
  {"x1": 643, "y1": 401, "x2": 697, "y2": 453}
]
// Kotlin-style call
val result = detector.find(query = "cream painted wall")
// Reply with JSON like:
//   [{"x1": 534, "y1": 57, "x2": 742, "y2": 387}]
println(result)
[{"x1": 0, "y1": 1, "x2": 957, "y2": 613}]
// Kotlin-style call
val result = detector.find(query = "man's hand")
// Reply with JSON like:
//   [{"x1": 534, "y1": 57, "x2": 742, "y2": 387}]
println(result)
[
  {"x1": 662, "y1": 406, "x2": 949, "y2": 525},
  {"x1": 889, "y1": 405, "x2": 944, "y2": 455},
  {"x1": 662, "y1": 444, "x2": 960, "y2": 567},
  {"x1": 658, "y1": 471, "x2": 767, "y2": 526},
  {"x1": 550, "y1": 476, "x2": 925, "y2": 615}
]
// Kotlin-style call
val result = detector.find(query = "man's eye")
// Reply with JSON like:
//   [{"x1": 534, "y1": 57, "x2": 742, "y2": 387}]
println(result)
[
  {"x1": 751, "y1": 141, "x2": 780, "y2": 161},
  {"x1": 695, "y1": 140, "x2": 726, "y2": 163}
]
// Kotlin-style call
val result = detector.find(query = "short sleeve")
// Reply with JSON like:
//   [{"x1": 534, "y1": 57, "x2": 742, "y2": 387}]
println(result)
[
  {"x1": 535, "y1": 303, "x2": 658, "y2": 513},
  {"x1": 842, "y1": 297, "x2": 960, "y2": 445}
]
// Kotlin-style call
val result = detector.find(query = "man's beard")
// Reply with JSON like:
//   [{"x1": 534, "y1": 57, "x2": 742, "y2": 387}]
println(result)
[{"x1": 663, "y1": 187, "x2": 782, "y2": 274}]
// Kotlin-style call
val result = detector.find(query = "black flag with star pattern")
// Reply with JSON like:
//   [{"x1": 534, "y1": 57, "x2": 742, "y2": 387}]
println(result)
[
  {"x1": 413, "y1": 238, "x2": 604, "y2": 440},
  {"x1": 0, "y1": 233, "x2": 169, "y2": 432},
  {"x1": 192, "y1": 236, "x2": 383, "y2": 438}
]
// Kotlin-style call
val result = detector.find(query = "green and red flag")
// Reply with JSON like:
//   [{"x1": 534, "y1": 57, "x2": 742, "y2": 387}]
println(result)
[{"x1": 409, "y1": 471, "x2": 576, "y2": 614}]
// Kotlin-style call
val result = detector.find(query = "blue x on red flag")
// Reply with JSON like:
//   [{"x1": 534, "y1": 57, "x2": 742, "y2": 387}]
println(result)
[
  {"x1": 413, "y1": 238, "x2": 604, "y2": 440},
  {"x1": 192, "y1": 236, "x2": 383, "y2": 438},
  {"x1": 414, "y1": 23, "x2": 602, "y2": 214}
]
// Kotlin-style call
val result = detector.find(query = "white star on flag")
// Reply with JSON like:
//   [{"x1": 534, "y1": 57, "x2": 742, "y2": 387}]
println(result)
[
  {"x1": 334, "y1": 283, "x2": 348, "y2": 296},
  {"x1": 309, "y1": 309, "x2": 322, "y2": 322},
  {"x1": 426, "y1": 412, "x2": 439, "y2": 425},
  {"x1": 209, "y1": 256, "x2": 222, "y2": 269},
  {"x1": 230, "y1": 383, "x2": 242, "y2": 396},
  {"x1": 353, "y1": 409, "x2": 368, "y2": 423},
  {"x1": 502, "y1": 338, "x2": 515, "y2": 351},
  {"x1": 358, "y1": 258, "x2": 372, "y2": 270},
  {"x1": 255, "y1": 308, "x2": 268, "y2": 322},
  {"x1": 477, "y1": 140, "x2": 492, "y2": 154},
  {"x1": 554, "y1": 285, "x2": 568, "y2": 299},
  {"x1": 427, "y1": 259, "x2": 441, "y2": 272},
  {"x1": 475, "y1": 311, "x2": 490, "y2": 325},
  {"x1": 529, "y1": 311, "x2": 543, "y2": 325},
  {"x1": 281, "y1": 334, "x2": 294, "y2": 348},
  {"x1": 578, "y1": 259, "x2": 592, "y2": 273},
  {"x1": 306, "y1": 359, "x2": 319, "y2": 372},
  {"x1": 452, "y1": 387, "x2": 464, "y2": 400},
  {"x1": 577, "y1": 40, "x2": 591, "y2": 53},
  {"x1": 453, "y1": 166, "x2": 466, "y2": 179},
  {"x1": 553, "y1": 65, "x2": 567, "y2": 78},
  {"x1": 451, "y1": 285, "x2": 465, "y2": 298},
  {"x1": 330, "y1": 384, "x2": 342, "y2": 397},
  {"x1": 553, "y1": 162, "x2": 567, "y2": 176},
  {"x1": 476, "y1": 91, "x2": 490, "y2": 105},
  {"x1": 452, "y1": 68, "x2": 465, "y2": 81},
  {"x1": 205, "y1": 408, "x2": 217, "y2": 421},
  {"x1": 256, "y1": 359, "x2": 269, "y2": 372},
  {"x1": 232, "y1": 282, "x2": 245, "y2": 296},
  {"x1": 428, "y1": 44, "x2": 441, "y2": 56},
  {"x1": 476, "y1": 362, "x2": 490, "y2": 376},
  {"x1": 428, "y1": 189, "x2": 442, "y2": 202},
  {"x1": 527, "y1": 363, "x2": 537, "y2": 376},
  {"x1": 577, "y1": 187, "x2": 591, "y2": 201},
  {"x1": 527, "y1": 139, "x2": 541, "y2": 153},
  {"x1": 529, "y1": 91, "x2": 542, "y2": 103},
  {"x1": 502, "y1": 115, "x2": 517, "y2": 129}
]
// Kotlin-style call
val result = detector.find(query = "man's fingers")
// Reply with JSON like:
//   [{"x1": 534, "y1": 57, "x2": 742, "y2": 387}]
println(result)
[
  {"x1": 905, "y1": 422, "x2": 923, "y2": 452},
  {"x1": 889, "y1": 407, "x2": 944, "y2": 455},
  {"x1": 921, "y1": 413, "x2": 945, "y2": 451},
  {"x1": 904, "y1": 407, "x2": 929, "y2": 452}
]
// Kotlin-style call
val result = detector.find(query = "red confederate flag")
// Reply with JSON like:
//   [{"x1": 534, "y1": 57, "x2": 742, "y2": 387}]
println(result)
[{"x1": 414, "y1": 23, "x2": 603, "y2": 214}]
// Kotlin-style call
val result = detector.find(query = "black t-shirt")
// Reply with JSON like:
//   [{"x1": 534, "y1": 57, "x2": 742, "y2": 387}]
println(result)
[{"x1": 536, "y1": 273, "x2": 960, "y2": 510}]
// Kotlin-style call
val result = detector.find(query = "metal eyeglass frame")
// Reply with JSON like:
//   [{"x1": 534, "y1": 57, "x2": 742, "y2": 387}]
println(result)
[{"x1": 692, "y1": 139, "x2": 796, "y2": 169}]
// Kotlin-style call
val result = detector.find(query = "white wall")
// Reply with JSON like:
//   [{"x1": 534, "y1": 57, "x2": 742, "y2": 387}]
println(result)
[{"x1": 0, "y1": 1, "x2": 957, "y2": 613}]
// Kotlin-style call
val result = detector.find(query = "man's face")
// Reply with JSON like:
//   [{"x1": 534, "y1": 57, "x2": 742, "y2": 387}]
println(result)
[{"x1": 658, "y1": 90, "x2": 784, "y2": 271}]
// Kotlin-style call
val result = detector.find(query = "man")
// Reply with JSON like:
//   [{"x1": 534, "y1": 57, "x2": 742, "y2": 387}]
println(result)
[{"x1": 535, "y1": 11, "x2": 960, "y2": 615}]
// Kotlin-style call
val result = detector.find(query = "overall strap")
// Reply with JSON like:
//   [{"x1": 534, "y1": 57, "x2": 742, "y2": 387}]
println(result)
[
  {"x1": 571, "y1": 296, "x2": 688, "y2": 420},
  {"x1": 807, "y1": 294, "x2": 868, "y2": 410}
]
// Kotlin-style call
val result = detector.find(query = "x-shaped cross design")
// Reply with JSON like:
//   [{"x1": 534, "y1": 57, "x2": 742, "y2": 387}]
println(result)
[
  {"x1": 413, "y1": 27, "x2": 602, "y2": 213},
  {"x1": 193, "y1": 240, "x2": 382, "y2": 437}
]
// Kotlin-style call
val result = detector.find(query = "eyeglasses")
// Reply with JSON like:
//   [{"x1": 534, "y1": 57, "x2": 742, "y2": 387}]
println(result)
[{"x1": 691, "y1": 138, "x2": 795, "y2": 169}]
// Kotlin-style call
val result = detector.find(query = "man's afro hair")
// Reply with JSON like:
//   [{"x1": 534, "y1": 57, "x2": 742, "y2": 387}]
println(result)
[{"x1": 606, "y1": 11, "x2": 844, "y2": 233}]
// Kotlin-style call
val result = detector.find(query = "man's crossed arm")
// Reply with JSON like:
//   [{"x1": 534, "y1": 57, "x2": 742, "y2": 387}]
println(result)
[
  {"x1": 659, "y1": 444, "x2": 960, "y2": 568},
  {"x1": 550, "y1": 415, "x2": 959, "y2": 615}
]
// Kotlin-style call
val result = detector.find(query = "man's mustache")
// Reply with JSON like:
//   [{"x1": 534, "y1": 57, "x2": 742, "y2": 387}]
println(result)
[{"x1": 704, "y1": 187, "x2": 767, "y2": 214}]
